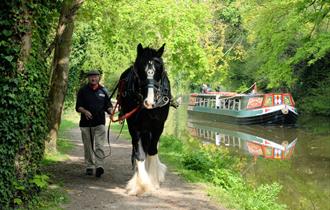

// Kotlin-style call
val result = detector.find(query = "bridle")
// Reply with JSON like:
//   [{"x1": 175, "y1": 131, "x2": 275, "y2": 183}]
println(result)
[
  {"x1": 132, "y1": 57, "x2": 170, "y2": 109},
  {"x1": 110, "y1": 57, "x2": 170, "y2": 123}
]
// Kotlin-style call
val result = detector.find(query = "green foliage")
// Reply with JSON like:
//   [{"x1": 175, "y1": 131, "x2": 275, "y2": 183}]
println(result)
[
  {"x1": 236, "y1": 0, "x2": 330, "y2": 114},
  {"x1": 65, "y1": 24, "x2": 95, "y2": 108},
  {"x1": 20, "y1": 186, "x2": 68, "y2": 210},
  {"x1": 29, "y1": 175, "x2": 49, "y2": 190},
  {"x1": 0, "y1": 1, "x2": 59, "y2": 208},
  {"x1": 298, "y1": 76, "x2": 330, "y2": 115},
  {"x1": 65, "y1": 0, "x2": 330, "y2": 114},
  {"x1": 159, "y1": 135, "x2": 285, "y2": 209},
  {"x1": 68, "y1": 0, "x2": 226, "y2": 96}
]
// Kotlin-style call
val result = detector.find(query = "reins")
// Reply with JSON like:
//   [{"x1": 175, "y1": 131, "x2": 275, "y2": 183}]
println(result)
[{"x1": 110, "y1": 102, "x2": 141, "y2": 123}]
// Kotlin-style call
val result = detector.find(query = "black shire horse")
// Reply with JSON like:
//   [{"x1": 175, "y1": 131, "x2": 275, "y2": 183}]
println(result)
[{"x1": 116, "y1": 43, "x2": 172, "y2": 195}]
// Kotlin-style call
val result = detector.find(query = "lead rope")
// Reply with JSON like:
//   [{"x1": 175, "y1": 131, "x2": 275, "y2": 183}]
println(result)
[
  {"x1": 89, "y1": 117, "x2": 125, "y2": 161},
  {"x1": 107, "y1": 117, "x2": 125, "y2": 145},
  {"x1": 90, "y1": 126, "x2": 111, "y2": 160}
]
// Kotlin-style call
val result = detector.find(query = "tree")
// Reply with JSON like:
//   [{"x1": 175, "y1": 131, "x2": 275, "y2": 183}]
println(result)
[
  {"x1": 47, "y1": 0, "x2": 84, "y2": 153},
  {"x1": 240, "y1": 0, "x2": 330, "y2": 114},
  {"x1": 70, "y1": 0, "x2": 225, "y2": 94}
]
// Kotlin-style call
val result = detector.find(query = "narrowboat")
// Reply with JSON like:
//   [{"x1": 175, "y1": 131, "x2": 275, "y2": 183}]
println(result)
[
  {"x1": 187, "y1": 90, "x2": 298, "y2": 125},
  {"x1": 187, "y1": 121, "x2": 297, "y2": 160}
]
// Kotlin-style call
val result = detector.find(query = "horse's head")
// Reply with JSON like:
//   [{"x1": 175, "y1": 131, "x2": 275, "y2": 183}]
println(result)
[{"x1": 133, "y1": 43, "x2": 168, "y2": 109}]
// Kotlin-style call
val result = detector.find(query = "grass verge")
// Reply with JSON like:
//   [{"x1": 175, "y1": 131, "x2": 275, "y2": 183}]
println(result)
[{"x1": 159, "y1": 135, "x2": 287, "y2": 210}]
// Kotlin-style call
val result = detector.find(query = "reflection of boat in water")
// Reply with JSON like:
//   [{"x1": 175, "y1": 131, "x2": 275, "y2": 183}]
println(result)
[
  {"x1": 187, "y1": 90, "x2": 298, "y2": 125},
  {"x1": 187, "y1": 120, "x2": 298, "y2": 160}
]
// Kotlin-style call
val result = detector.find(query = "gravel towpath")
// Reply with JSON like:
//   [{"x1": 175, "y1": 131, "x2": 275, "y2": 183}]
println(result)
[{"x1": 45, "y1": 127, "x2": 226, "y2": 210}]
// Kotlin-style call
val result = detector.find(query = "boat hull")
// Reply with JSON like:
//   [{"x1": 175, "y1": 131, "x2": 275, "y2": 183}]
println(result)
[{"x1": 188, "y1": 106, "x2": 298, "y2": 125}]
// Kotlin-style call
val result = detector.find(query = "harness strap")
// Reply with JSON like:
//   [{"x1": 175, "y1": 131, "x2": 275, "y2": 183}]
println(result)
[
  {"x1": 109, "y1": 82, "x2": 119, "y2": 99},
  {"x1": 110, "y1": 102, "x2": 141, "y2": 122}
]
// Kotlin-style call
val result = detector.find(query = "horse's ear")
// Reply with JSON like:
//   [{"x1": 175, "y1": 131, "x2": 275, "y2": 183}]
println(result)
[
  {"x1": 157, "y1": 43, "x2": 165, "y2": 57},
  {"x1": 137, "y1": 43, "x2": 143, "y2": 55}
]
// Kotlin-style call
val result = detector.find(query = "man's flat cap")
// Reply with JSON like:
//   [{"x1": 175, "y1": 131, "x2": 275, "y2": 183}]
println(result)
[{"x1": 86, "y1": 70, "x2": 101, "y2": 76}]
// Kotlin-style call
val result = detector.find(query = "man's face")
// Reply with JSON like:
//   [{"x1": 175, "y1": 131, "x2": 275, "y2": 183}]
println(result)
[{"x1": 88, "y1": 75, "x2": 100, "y2": 85}]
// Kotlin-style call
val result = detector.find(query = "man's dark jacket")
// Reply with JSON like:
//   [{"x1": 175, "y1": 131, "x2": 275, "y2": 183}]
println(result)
[{"x1": 75, "y1": 84, "x2": 112, "y2": 127}]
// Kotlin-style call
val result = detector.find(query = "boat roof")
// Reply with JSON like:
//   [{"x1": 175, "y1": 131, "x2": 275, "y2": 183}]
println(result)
[{"x1": 191, "y1": 91, "x2": 293, "y2": 97}]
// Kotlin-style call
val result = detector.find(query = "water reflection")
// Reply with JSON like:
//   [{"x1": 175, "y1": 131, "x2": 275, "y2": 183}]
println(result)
[
  {"x1": 188, "y1": 122, "x2": 297, "y2": 160},
  {"x1": 187, "y1": 120, "x2": 298, "y2": 161}
]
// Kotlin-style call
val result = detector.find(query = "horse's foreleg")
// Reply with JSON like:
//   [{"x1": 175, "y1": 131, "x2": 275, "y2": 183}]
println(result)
[
  {"x1": 146, "y1": 154, "x2": 167, "y2": 189},
  {"x1": 126, "y1": 140, "x2": 153, "y2": 195},
  {"x1": 146, "y1": 130, "x2": 167, "y2": 189},
  {"x1": 126, "y1": 160, "x2": 153, "y2": 196}
]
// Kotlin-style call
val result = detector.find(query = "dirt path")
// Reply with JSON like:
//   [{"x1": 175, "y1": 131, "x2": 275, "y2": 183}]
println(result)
[{"x1": 45, "y1": 127, "x2": 226, "y2": 210}]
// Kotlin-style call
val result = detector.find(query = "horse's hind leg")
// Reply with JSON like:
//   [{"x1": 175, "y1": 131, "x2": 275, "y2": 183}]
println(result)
[{"x1": 126, "y1": 136, "x2": 153, "y2": 196}]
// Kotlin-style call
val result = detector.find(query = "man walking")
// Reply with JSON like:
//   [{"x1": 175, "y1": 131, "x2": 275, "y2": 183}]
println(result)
[{"x1": 76, "y1": 70, "x2": 112, "y2": 177}]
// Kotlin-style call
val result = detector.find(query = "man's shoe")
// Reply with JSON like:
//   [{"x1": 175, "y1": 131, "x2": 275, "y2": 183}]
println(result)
[
  {"x1": 86, "y1": 168, "x2": 93, "y2": 176},
  {"x1": 95, "y1": 167, "x2": 104, "y2": 178}
]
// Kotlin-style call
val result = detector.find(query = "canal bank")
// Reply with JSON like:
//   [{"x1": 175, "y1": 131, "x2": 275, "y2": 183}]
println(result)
[{"x1": 163, "y1": 102, "x2": 330, "y2": 210}]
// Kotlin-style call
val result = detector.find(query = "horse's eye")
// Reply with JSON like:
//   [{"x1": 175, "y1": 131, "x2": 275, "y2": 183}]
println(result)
[{"x1": 154, "y1": 61, "x2": 162, "y2": 70}]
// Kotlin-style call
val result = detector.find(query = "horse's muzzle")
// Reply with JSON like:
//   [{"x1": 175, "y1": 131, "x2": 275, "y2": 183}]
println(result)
[{"x1": 143, "y1": 99, "x2": 155, "y2": 109}]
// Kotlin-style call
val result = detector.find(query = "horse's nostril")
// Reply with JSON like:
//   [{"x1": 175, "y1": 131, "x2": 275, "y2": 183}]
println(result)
[{"x1": 143, "y1": 100, "x2": 155, "y2": 109}]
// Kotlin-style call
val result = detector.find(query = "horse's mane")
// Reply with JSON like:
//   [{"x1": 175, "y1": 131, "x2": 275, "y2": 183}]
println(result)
[{"x1": 134, "y1": 46, "x2": 163, "y2": 68}]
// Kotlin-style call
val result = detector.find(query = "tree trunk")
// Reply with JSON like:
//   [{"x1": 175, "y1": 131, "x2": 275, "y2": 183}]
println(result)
[{"x1": 47, "y1": 0, "x2": 84, "y2": 153}]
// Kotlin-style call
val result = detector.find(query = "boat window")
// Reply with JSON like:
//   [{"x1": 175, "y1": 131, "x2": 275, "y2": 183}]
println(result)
[
  {"x1": 264, "y1": 146, "x2": 273, "y2": 157},
  {"x1": 194, "y1": 95, "x2": 241, "y2": 110},
  {"x1": 234, "y1": 98, "x2": 241, "y2": 110},
  {"x1": 263, "y1": 95, "x2": 273, "y2": 107},
  {"x1": 274, "y1": 94, "x2": 282, "y2": 105},
  {"x1": 284, "y1": 95, "x2": 292, "y2": 105}
]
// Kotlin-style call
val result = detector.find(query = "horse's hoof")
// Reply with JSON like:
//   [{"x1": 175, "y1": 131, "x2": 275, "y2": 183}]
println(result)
[{"x1": 126, "y1": 186, "x2": 146, "y2": 196}]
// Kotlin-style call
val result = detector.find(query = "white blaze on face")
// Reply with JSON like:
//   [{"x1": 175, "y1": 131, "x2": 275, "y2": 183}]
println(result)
[{"x1": 144, "y1": 62, "x2": 155, "y2": 109}]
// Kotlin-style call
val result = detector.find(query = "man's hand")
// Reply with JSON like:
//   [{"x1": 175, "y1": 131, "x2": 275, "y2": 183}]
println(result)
[
  {"x1": 78, "y1": 107, "x2": 93, "y2": 120},
  {"x1": 107, "y1": 107, "x2": 113, "y2": 115},
  {"x1": 84, "y1": 110, "x2": 93, "y2": 120}
]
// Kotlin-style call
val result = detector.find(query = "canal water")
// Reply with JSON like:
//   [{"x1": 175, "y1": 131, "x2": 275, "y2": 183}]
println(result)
[{"x1": 163, "y1": 101, "x2": 330, "y2": 210}]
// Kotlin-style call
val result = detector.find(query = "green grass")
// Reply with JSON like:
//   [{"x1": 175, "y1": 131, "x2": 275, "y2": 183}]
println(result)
[
  {"x1": 159, "y1": 135, "x2": 286, "y2": 210},
  {"x1": 108, "y1": 120, "x2": 131, "y2": 140},
  {"x1": 42, "y1": 138, "x2": 74, "y2": 165},
  {"x1": 21, "y1": 184, "x2": 68, "y2": 210}
]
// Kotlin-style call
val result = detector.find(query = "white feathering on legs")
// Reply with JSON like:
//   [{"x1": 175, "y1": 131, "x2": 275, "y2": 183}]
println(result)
[
  {"x1": 146, "y1": 154, "x2": 167, "y2": 189},
  {"x1": 126, "y1": 160, "x2": 153, "y2": 195}
]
